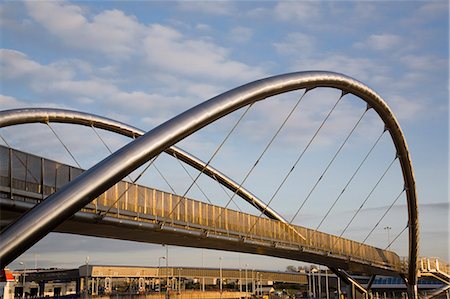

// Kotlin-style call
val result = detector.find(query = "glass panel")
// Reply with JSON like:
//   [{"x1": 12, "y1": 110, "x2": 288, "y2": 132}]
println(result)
[{"x1": 43, "y1": 160, "x2": 57, "y2": 195}]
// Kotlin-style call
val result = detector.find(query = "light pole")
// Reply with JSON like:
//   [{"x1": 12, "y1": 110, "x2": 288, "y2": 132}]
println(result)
[
  {"x1": 251, "y1": 269, "x2": 255, "y2": 295},
  {"x1": 260, "y1": 273, "x2": 263, "y2": 296},
  {"x1": 158, "y1": 256, "x2": 165, "y2": 294},
  {"x1": 256, "y1": 272, "x2": 259, "y2": 296},
  {"x1": 19, "y1": 261, "x2": 26, "y2": 299},
  {"x1": 239, "y1": 269, "x2": 242, "y2": 293},
  {"x1": 245, "y1": 264, "x2": 248, "y2": 296},
  {"x1": 163, "y1": 244, "x2": 169, "y2": 294},
  {"x1": 34, "y1": 254, "x2": 39, "y2": 270},
  {"x1": 219, "y1": 257, "x2": 223, "y2": 293},
  {"x1": 318, "y1": 266, "x2": 322, "y2": 299},
  {"x1": 178, "y1": 268, "x2": 182, "y2": 294},
  {"x1": 311, "y1": 267, "x2": 318, "y2": 298},
  {"x1": 201, "y1": 249, "x2": 205, "y2": 292},
  {"x1": 384, "y1": 226, "x2": 392, "y2": 247}
]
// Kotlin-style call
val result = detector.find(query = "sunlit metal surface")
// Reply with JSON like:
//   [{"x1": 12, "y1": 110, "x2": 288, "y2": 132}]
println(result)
[
  {"x1": 0, "y1": 145, "x2": 403, "y2": 275},
  {"x1": 0, "y1": 71, "x2": 419, "y2": 295},
  {"x1": 0, "y1": 108, "x2": 285, "y2": 223}
]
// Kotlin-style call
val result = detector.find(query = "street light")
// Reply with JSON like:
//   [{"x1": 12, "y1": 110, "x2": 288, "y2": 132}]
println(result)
[
  {"x1": 19, "y1": 261, "x2": 26, "y2": 299},
  {"x1": 256, "y1": 272, "x2": 259, "y2": 296},
  {"x1": 310, "y1": 266, "x2": 318, "y2": 298},
  {"x1": 158, "y1": 257, "x2": 165, "y2": 294},
  {"x1": 162, "y1": 244, "x2": 169, "y2": 294},
  {"x1": 178, "y1": 268, "x2": 182, "y2": 294},
  {"x1": 245, "y1": 264, "x2": 249, "y2": 295},
  {"x1": 219, "y1": 257, "x2": 223, "y2": 293},
  {"x1": 384, "y1": 226, "x2": 392, "y2": 247}
]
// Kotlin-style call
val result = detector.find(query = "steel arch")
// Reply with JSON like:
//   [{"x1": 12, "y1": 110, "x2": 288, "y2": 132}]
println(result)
[
  {"x1": 0, "y1": 71, "x2": 419, "y2": 294},
  {"x1": 0, "y1": 108, "x2": 286, "y2": 223}
]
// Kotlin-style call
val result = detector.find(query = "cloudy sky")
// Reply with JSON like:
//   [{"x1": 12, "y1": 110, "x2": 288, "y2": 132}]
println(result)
[{"x1": 1, "y1": 1, "x2": 448, "y2": 271}]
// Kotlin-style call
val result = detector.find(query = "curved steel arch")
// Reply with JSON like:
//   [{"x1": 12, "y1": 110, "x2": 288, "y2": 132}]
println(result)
[
  {"x1": 0, "y1": 108, "x2": 286, "y2": 223},
  {"x1": 0, "y1": 71, "x2": 419, "y2": 292}
]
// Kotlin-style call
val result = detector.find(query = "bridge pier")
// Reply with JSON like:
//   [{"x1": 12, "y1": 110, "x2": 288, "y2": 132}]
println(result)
[{"x1": 406, "y1": 284, "x2": 418, "y2": 299}]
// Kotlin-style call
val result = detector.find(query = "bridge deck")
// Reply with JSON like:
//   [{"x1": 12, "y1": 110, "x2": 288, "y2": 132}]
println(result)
[{"x1": 0, "y1": 145, "x2": 404, "y2": 275}]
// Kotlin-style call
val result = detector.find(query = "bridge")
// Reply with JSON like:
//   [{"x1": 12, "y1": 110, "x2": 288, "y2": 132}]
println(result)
[
  {"x1": 0, "y1": 72, "x2": 422, "y2": 298},
  {"x1": 0, "y1": 145, "x2": 403, "y2": 276}
]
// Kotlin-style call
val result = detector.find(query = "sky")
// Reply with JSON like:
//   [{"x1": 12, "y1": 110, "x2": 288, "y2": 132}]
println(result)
[{"x1": 0, "y1": 1, "x2": 448, "y2": 272}]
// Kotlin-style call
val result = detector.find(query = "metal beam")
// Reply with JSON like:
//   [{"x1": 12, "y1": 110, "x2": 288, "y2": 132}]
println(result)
[
  {"x1": 330, "y1": 268, "x2": 368, "y2": 295},
  {"x1": 0, "y1": 71, "x2": 419, "y2": 286},
  {"x1": 0, "y1": 108, "x2": 285, "y2": 223}
]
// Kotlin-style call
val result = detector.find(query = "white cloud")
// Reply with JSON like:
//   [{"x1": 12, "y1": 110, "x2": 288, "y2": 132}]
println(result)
[
  {"x1": 177, "y1": 1, "x2": 235, "y2": 15},
  {"x1": 25, "y1": 1, "x2": 144, "y2": 58},
  {"x1": 0, "y1": 94, "x2": 26, "y2": 109},
  {"x1": 23, "y1": 2, "x2": 265, "y2": 84},
  {"x1": 274, "y1": 1, "x2": 321, "y2": 22},
  {"x1": 142, "y1": 24, "x2": 265, "y2": 82},
  {"x1": 229, "y1": 26, "x2": 253, "y2": 43},
  {"x1": 388, "y1": 95, "x2": 426, "y2": 121},
  {"x1": 400, "y1": 54, "x2": 447, "y2": 72},
  {"x1": 195, "y1": 23, "x2": 212, "y2": 32},
  {"x1": 273, "y1": 32, "x2": 315, "y2": 55},
  {"x1": 354, "y1": 34, "x2": 403, "y2": 51},
  {"x1": 0, "y1": 49, "x2": 74, "y2": 81}
]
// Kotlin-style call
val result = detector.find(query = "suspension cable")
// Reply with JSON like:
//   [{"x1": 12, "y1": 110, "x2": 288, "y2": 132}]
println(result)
[
  {"x1": 216, "y1": 89, "x2": 309, "y2": 224},
  {"x1": 0, "y1": 132, "x2": 40, "y2": 184},
  {"x1": 173, "y1": 153, "x2": 214, "y2": 205},
  {"x1": 359, "y1": 188, "x2": 405, "y2": 246},
  {"x1": 212, "y1": 173, "x2": 243, "y2": 212},
  {"x1": 315, "y1": 128, "x2": 387, "y2": 231},
  {"x1": 153, "y1": 162, "x2": 178, "y2": 195},
  {"x1": 91, "y1": 124, "x2": 114, "y2": 153},
  {"x1": 46, "y1": 122, "x2": 82, "y2": 168},
  {"x1": 386, "y1": 223, "x2": 408, "y2": 250},
  {"x1": 248, "y1": 91, "x2": 348, "y2": 233},
  {"x1": 287, "y1": 91, "x2": 347, "y2": 224},
  {"x1": 0, "y1": 133, "x2": 9, "y2": 147},
  {"x1": 337, "y1": 155, "x2": 399, "y2": 239},
  {"x1": 165, "y1": 103, "x2": 254, "y2": 221}
]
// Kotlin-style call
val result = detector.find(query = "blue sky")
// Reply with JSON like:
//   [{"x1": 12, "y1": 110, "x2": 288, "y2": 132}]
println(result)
[{"x1": 1, "y1": 1, "x2": 448, "y2": 271}]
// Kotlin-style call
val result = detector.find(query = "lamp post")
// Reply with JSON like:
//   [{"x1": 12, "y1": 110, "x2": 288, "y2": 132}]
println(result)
[
  {"x1": 384, "y1": 226, "x2": 392, "y2": 247},
  {"x1": 19, "y1": 261, "x2": 26, "y2": 299},
  {"x1": 178, "y1": 268, "x2": 182, "y2": 294},
  {"x1": 34, "y1": 254, "x2": 39, "y2": 270},
  {"x1": 158, "y1": 256, "x2": 166, "y2": 294},
  {"x1": 311, "y1": 267, "x2": 318, "y2": 298},
  {"x1": 219, "y1": 257, "x2": 223, "y2": 293},
  {"x1": 163, "y1": 244, "x2": 169, "y2": 294},
  {"x1": 245, "y1": 264, "x2": 248, "y2": 296},
  {"x1": 256, "y1": 272, "x2": 259, "y2": 296},
  {"x1": 239, "y1": 269, "x2": 242, "y2": 293},
  {"x1": 201, "y1": 249, "x2": 205, "y2": 292}
]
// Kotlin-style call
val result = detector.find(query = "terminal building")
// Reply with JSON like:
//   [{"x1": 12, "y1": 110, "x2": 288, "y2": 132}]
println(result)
[
  {"x1": 5, "y1": 265, "x2": 307, "y2": 298},
  {"x1": 3, "y1": 261, "x2": 448, "y2": 299}
]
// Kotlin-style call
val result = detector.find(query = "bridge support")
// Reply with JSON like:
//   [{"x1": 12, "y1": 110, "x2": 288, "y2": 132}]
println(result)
[
  {"x1": 400, "y1": 274, "x2": 418, "y2": 299},
  {"x1": 330, "y1": 268, "x2": 368, "y2": 298}
]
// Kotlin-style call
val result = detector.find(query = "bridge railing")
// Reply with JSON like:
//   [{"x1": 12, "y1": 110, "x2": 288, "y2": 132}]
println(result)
[
  {"x1": 419, "y1": 257, "x2": 450, "y2": 276},
  {"x1": 0, "y1": 145, "x2": 402, "y2": 272}
]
